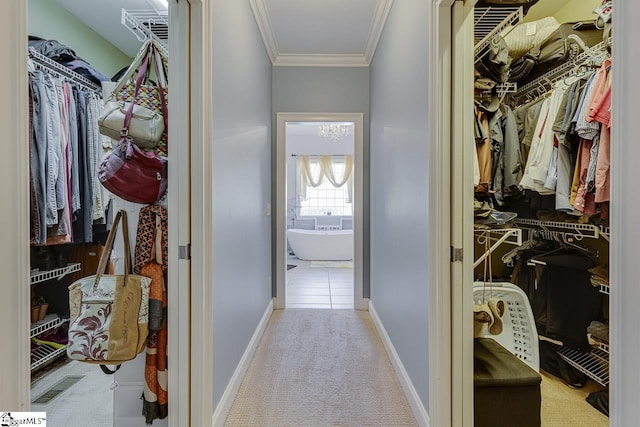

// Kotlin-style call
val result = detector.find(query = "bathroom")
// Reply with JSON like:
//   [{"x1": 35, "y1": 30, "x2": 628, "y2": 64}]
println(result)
[{"x1": 284, "y1": 121, "x2": 355, "y2": 309}]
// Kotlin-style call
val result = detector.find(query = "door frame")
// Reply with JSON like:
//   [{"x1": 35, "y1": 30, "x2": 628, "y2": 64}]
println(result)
[
  {"x1": 428, "y1": 1, "x2": 475, "y2": 426},
  {"x1": 0, "y1": 0, "x2": 198, "y2": 423},
  {"x1": 183, "y1": 0, "x2": 213, "y2": 426},
  {"x1": 275, "y1": 112, "x2": 365, "y2": 311},
  {"x1": 0, "y1": 0, "x2": 30, "y2": 411},
  {"x1": 168, "y1": 1, "x2": 198, "y2": 426}
]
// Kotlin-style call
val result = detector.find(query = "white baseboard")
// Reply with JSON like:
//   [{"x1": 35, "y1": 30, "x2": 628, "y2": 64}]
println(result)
[
  {"x1": 369, "y1": 301, "x2": 430, "y2": 427},
  {"x1": 212, "y1": 298, "x2": 274, "y2": 427}
]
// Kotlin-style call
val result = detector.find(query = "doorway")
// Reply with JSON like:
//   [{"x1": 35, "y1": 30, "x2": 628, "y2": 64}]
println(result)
[
  {"x1": 275, "y1": 113, "x2": 365, "y2": 311},
  {"x1": 439, "y1": 0, "x2": 616, "y2": 426},
  {"x1": 15, "y1": 1, "x2": 196, "y2": 425}
]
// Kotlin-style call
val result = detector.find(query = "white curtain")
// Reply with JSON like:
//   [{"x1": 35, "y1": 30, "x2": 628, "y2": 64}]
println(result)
[{"x1": 297, "y1": 155, "x2": 353, "y2": 202}]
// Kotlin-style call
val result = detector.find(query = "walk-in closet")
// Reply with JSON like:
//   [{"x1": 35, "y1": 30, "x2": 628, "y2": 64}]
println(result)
[
  {"x1": 27, "y1": 1, "x2": 171, "y2": 425},
  {"x1": 471, "y1": 1, "x2": 611, "y2": 426}
]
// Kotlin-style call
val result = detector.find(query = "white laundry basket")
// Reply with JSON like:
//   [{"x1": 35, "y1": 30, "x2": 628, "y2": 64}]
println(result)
[{"x1": 473, "y1": 281, "x2": 540, "y2": 372}]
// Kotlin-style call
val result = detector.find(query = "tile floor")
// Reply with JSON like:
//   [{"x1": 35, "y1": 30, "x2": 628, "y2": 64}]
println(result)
[
  {"x1": 30, "y1": 359, "x2": 113, "y2": 427},
  {"x1": 286, "y1": 257, "x2": 354, "y2": 309}
]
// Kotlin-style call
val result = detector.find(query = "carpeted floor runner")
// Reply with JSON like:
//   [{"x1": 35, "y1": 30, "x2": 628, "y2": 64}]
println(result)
[{"x1": 224, "y1": 309, "x2": 417, "y2": 426}]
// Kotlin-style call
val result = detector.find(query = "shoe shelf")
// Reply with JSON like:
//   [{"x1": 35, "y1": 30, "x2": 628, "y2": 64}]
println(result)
[
  {"x1": 557, "y1": 346, "x2": 609, "y2": 387},
  {"x1": 31, "y1": 344, "x2": 67, "y2": 371},
  {"x1": 29, "y1": 262, "x2": 79, "y2": 371},
  {"x1": 30, "y1": 314, "x2": 68, "y2": 338},
  {"x1": 30, "y1": 263, "x2": 81, "y2": 285}
]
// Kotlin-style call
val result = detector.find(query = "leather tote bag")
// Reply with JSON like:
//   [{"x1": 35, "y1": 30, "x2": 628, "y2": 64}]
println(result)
[{"x1": 67, "y1": 210, "x2": 151, "y2": 372}]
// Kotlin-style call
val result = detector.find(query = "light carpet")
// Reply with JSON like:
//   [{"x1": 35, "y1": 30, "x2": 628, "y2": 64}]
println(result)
[
  {"x1": 224, "y1": 309, "x2": 417, "y2": 427},
  {"x1": 540, "y1": 370, "x2": 608, "y2": 426}
]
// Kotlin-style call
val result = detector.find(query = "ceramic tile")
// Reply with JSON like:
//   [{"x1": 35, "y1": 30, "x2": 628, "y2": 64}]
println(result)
[
  {"x1": 285, "y1": 264, "x2": 356, "y2": 309},
  {"x1": 286, "y1": 303, "x2": 332, "y2": 309},
  {"x1": 330, "y1": 288, "x2": 354, "y2": 296},
  {"x1": 329, "y1": 281, "x2": 353, "y2": 289},
  {"x1": 287, "y1": 287, "x2": 331, "y2": 296},
  {"x1": 31, "y1": 360, "x2": 113, "y2": 427},
  {"x1": 331, "y1": 304, "x2": 354, "y2": 309},
  {"x1": 287, "y1": 280, "x2": 331, "y2": 288},
  {"x1": 331, "y1": 295, "x2": 354, "y2": 305},
  {"x1": 287, "y1": 295, "x2": 331, "y2": 304},
  {"x1": 329, "y1": 270, "x2": 353, "y2": 278}
]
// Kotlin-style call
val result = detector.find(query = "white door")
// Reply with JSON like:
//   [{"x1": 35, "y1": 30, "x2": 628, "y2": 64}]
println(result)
[
  {"x1": 180, "y1": 0, "x2": 214, "y2": 425},
  {"x1": 428, "y1": 1, "x2": 475, "y2": 426}
]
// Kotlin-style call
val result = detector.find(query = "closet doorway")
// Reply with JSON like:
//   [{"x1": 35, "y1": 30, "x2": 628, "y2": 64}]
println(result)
[
  {"x1": 275, "y1": 113, "x2": 365, "y2": 311},
  {"x1": 441, "y1": 0, "x2": 614, "y2": 426},
  {"x1": 19, "y1": 1, "x2": 197, "y2": 425}
]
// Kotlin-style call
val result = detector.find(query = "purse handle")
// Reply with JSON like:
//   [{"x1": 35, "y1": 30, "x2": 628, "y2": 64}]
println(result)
[
  {"x1": 120, "y1": 41, "x2": 169, "y2": 144},
  {"x1": 110, "y1": 40, "x2": 168, "y2": 99},
  {"x1": 93, "y1": 210, "x2": 132, "y2": 291}
]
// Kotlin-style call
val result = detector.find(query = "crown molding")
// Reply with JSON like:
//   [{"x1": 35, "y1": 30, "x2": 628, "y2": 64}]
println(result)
[
  {"x1": 249, "y1": 0, "x2": 278, "y2": 64},
  {"x1": 250, "y1": 0, "x2": 393, "y2": 67},
  {"x1": 274, "y1": 54, "x2": 370, "y2": 67},
  {"x1": 363, "y1": 0, "x2": 394, "y2": 64}
]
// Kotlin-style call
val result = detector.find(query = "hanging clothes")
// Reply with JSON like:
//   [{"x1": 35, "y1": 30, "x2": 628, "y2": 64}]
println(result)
[
  {"x1": 475, "y1": 109, "x2": 492, "y2": 195},
  {"x1": 587, "y1": 58, "x2": 612, "y2": 207},
  {"x1": 134, "y1": 204, "x2": 169, "y2": 424},
  {"x1": 28, "y1": 60, "x2": 106, "y2": 245}
]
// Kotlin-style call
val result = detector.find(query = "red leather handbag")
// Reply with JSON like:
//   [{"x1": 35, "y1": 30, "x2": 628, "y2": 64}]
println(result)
[
  {"x1": 98, "y1": 41, "x2": 168, "y2": 204},
  {"x1": 98, "y1": 140, "x2": 167, "y2": 204}
]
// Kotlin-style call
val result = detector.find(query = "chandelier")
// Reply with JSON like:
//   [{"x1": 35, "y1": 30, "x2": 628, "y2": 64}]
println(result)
[{"x1": 317, "y1": 123, "x2": 352, "y2": 142}]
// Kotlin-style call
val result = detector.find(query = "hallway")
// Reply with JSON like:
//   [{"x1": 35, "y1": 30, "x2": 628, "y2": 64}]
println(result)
[{"x1": 224, "y1": 309, "x2": 417, "y2": 426}]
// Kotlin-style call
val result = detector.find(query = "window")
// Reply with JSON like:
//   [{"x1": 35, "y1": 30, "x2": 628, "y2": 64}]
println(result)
[{"x1": 298, "y1": 160, "x2": 352, "y2": 216}]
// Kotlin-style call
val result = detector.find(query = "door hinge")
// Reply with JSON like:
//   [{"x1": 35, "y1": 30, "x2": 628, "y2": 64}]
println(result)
[
  {"x1": 178, "y1": 244, "x2": 191, "y2": 260},
  {"x1": 451, "y1": 247, "x2": 463, "y2": 262}
]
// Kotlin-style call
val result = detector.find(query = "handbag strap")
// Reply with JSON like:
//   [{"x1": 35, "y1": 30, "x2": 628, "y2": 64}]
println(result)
[
  {"x1": 121, "y1": 46, "x2": 153, "y2": 141},
  {"x1": 110, "y1": 40, "x2": 153, "y2": 99},
  {"x1": 120, "y1": 41, "x2": 168, "y2": 143},
  {"x1": 93, "y1": 210, "x2": 132, "y2": 291},
  {"x1": 100, "y1": 364, "x2": 121, "y2": 375},
  {"x1": 151, "y1": 44, "x2": 168, "y2": 135}
]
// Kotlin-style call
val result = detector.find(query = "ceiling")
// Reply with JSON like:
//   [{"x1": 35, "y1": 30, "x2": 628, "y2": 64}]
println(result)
[
  {"x1": 55, "y1": 0, "x2": 393, "y2": 66},
  {"x1": 55, "y1": 0, "x2": 573, "y2": 66},
  {"x1": 249, "y1": 0, "x2": 393, "y2": 67}
]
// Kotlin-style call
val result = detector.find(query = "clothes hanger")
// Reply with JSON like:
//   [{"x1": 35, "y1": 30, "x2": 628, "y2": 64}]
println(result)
[
  {"x1": 561, "y1": 233, "x2": 600, "y2": 259},
  {"x1": 526, "y1": 232, "x2": 567, "y2": 266}
]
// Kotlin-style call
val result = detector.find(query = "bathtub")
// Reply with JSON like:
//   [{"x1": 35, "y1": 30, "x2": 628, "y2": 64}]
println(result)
[{"x1": 287, "y1": 229, "x2": 353, "y2": 261}]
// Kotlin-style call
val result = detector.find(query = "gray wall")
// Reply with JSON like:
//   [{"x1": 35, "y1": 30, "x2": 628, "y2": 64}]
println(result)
[
  {"x1": 272, "y1": 67, "x2": 370, "y2": 296},
  {"x1": 369, "y1": 0, "x2": 430, "y2": 410},
  {"x1": 212, "y1": 0, "x2": 273, "y2": 409}
]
